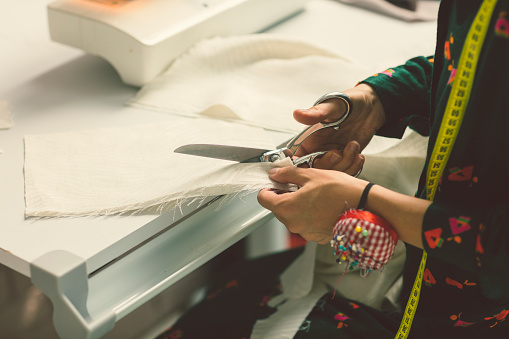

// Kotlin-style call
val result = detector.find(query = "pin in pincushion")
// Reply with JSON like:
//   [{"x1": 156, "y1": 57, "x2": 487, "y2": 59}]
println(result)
[{"x1": 330, "y1": 209, "x2": 398, "y2": 277}]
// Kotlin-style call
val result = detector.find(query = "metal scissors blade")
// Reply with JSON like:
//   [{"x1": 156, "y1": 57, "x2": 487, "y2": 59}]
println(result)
[
  {"x1": 174, "y1": 143, "x2": 326, "y2": 167},
  {"x1": 175, "y1": 92, "x2": 352, "y2": 167},
  {"x1": 174, "y1": 144, "x2": 280, "y2": 163}
]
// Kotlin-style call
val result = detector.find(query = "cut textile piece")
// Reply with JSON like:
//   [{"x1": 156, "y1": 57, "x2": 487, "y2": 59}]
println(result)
[
  {"x1": 128, "y1": 34, "x2": 372, "y2": 134},
  {"x1": 24, "y1": 118, "x2": 294, "y2": 217}
]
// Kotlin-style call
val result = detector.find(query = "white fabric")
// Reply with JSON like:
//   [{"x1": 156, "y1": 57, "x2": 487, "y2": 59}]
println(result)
[
  {"x1": 0, "y1": 101, "x2": 13, "y2": 130},
  {"x1": 251, "y1": 242, "x2": 406, "y2": 339},
  {"x1": 337, "y1": 0, "x2": 439, "y2": 22},
  {"x1": 24, "y1": 33, "x2": 424, "y2": 219},
  {"x1": 129, "y1": 34, "x2": 372, "y2": 134},
  {"x1": 251, "y1": 242, "x2": 327, "y2": 339},
  {"x1": 361, "y1": 128, "x2": 429, "y2": 193},
  {"x1": 24, "y1": 118, "x2": 293, "y2": 217},
  {"x1": 0, "y1": 101, "x2": 13, "y2": 154},
  {"x1": 251, "y1": 129, "x2": 428, "y2": 339}
]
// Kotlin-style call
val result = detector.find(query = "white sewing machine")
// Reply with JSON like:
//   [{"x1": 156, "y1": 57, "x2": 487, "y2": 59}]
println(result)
[{"x1": 47, "y1": 0, "x2": 308, "y2": 86}]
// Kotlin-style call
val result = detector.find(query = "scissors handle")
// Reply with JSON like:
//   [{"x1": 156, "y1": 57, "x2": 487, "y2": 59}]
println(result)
[
  {"x1": 292, "y1": 151, "x2": 327, "y2": 167},
  {"x1": 285, "y1": 92, "x2": 353, "y2": 156},
  {"x1": 313, "y1": 91, "x2": 352, "y2": 126}
]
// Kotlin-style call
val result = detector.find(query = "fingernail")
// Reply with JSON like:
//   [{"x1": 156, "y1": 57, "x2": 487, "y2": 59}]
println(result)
[
  {"x1": 355, "y1": 154, "x2": 364, "y2": 165},
  {"x1": 348, "y1": 142, "x2": 359, "y2": 152},
  {"x1": 269, "y1": 167, "x2": 280, "y2": 175},
  {"x1": 329, "y1": 152, "x2": 342, "y2": 164}
]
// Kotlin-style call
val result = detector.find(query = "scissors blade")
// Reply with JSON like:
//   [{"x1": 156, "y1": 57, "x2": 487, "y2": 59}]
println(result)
[{"x1": 174, "y1": 144, "x2": 272, "y2": 163}]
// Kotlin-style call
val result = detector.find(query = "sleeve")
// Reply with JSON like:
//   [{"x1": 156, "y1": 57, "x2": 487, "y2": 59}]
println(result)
[
  {"x1": 360, "y1": 56, "x2": 434, "y2": 138},
  {"x1": 422, "y1": 202, "x2": 509, "y2": 302}
]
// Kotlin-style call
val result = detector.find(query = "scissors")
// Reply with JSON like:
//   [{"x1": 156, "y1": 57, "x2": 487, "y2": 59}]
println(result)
[{"x1": 174, "y1": 92, "x2": 352, "y2": 168}]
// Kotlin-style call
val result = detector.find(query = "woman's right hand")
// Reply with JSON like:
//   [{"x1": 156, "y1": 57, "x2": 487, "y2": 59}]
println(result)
[{"x1": 292, "y1": 84, "x2": 386, "y2": 172}]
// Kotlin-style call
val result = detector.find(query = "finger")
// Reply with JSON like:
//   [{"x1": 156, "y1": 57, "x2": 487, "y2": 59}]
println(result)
[
  {"x1": 310, "y1": 150, "x2": 342, "y2": 170},
  {"x1": 293, "y1": 107, "x2": 328, "y2": 126},
  {"x1": 342, "y1": 154, "x2": 365, "y2": 177},
  {"x1": 268, "y1": 166, "x2": 311, "y2": 187},
  {"x1": 332, "y1": 141, "x2": 360, "y2": 172},
  {"x1": 257, "y1": 188, "x2": 284, "y2": 211},
  {"x1": 298, "y1": 231, "x2": 334, "y2": 244},
  {"x1": 257, "y1": 189, "x2": 295, "y2": 228},
  {"x1": 315, "y1": 234, "x2": 333, "y2": 245},
  {"x1": 293, "y1": 102, "x2": 340, "y2": 126}
]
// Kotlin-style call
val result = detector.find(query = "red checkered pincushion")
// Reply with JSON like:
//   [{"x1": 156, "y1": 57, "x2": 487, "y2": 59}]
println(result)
[{"x1": 330, "y1": 209, "x2": 398, "y2": 277}]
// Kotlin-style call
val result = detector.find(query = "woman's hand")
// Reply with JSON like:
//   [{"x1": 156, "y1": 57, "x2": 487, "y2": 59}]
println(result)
[
  {"x1": 258, "y1": 85, "x2": 430, "y2": 246},
  {"x1": 293, "y1": 84, "x2": 386, "y2": 173},
  {"x1": 258, "y1": 166, "x2": 368, "y2": 244},
  {"x1": 258, "y1": 165, "x2": 429, "y2": 247}
]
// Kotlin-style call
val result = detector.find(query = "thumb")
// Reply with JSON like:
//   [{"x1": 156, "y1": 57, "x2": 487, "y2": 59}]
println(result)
[
  {"x1": 293, "y1": 102, "x2": 341, "y2": 126},
  {"x1": 269, "y1": 166, "x2": 310, "y2": 187}
]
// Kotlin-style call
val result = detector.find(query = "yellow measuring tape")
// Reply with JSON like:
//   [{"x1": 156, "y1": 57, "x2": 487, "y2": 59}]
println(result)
[{"x1": 395, "y1": 0, "x2": 498, "y2": 338}]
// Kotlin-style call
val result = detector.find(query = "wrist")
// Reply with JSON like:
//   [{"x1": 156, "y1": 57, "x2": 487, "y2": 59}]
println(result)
[
  {"x1": 357, "y1": 182, "x2": 376, "y2": 209},
  {"x1": 364, "y1": 184, "x2": 429, "y2": 249},
  {"x1": 347, "y1": 83, "x2": 386, "y2": 131}
]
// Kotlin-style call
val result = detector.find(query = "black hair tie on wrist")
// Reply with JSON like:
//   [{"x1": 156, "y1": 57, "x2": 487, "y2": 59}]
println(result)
[{"x1": 357, "y1": 182, "x2": 375, "y2": 210}]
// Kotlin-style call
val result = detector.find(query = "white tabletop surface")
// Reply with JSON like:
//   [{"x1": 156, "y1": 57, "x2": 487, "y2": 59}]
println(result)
[{"x1": 0, "y1": 0, "x2": 439, "y2": 277}]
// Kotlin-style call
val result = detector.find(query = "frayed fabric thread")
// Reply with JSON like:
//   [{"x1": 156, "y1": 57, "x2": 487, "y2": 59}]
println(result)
[{"x1": 24, "y1": 118, "x2": 294, "y2": 218}]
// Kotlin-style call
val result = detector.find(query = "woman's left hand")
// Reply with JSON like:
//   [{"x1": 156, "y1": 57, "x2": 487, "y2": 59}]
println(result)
[{"x1": 258, "y1": 166, "x2": 367, "y2": 244}]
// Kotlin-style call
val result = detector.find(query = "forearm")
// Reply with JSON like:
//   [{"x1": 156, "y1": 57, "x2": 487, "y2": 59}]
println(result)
[
  {"x1": 360, "y1": 56, "x2": 434, "y2": 138},
  {"x1": 364, "y1": 184, "x2": 431, "y2": 249},
  {"x1": 343, "y1": 83, "x2": 386, "y2": 133}
]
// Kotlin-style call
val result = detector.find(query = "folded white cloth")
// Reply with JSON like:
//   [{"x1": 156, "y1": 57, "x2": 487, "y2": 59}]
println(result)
[
  {"x1": 129, "y1": 34, "x2": 372, "y2": 134},
  {"x1": 24, "y1": 118, "x2": 293, "y2": 217}
]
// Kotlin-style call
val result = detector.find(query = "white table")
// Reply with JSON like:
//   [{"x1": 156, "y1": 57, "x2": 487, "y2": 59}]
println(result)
[{"x1": 0, "y1": 1, "x2": 438, "y2": 338}]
